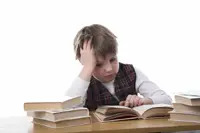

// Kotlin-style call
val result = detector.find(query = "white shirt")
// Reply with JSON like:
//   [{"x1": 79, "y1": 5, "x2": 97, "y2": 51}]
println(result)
[{"x1": 65, "y1": 68, "x2": 172, "y2": 106}]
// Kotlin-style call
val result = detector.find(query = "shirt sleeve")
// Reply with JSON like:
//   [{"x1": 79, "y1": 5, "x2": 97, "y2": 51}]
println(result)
[
  {"x1": 65, "y1": 77, "x2": 90, "y2": 106},
  {"x1": 135, "y1": 68, "x2": 172, "y2": 104}
]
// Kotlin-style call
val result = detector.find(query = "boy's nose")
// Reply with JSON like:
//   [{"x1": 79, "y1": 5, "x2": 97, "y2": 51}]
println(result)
[{"x1": 104, "y1": 63, "x2": 112, "y2": 72}]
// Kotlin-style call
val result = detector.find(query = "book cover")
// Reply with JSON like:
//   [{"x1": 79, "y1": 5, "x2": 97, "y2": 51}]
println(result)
[
  {"x1": 24, "y1": 96, "x2": 81, "y2": 111},
  {"x1": 172, "y1": 103, "x2": 200, "y2": 115},
  {"x1": 33, "y1": 116, "x2": 91, "y2": 128},
  {"x1": 175, "y1": 94, "x2": 200, "y2": 106},
  {"x1": 169, "y1": 111, "x2": 200, "y2": 123},
  {"x1": 27, "y1": 107, "x2": 89, "y2": 122}
]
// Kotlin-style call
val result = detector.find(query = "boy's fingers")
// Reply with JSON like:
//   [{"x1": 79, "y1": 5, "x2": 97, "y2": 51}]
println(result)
[
  {"x1": 87, "y1": 37, "x2": 93, "y2": 49},
  {"x1": 125, "y1": 95, "x2": 132, "y2": 102},
  {"x1": 87, "y1": 42, "x2": 91, "y2": 50},
  {"x1": 124, "y1": 101, "x2": 130, "y2": 107},
  {"x1": 138, "y1": 98, "x2": 144, "y2": 106},
  {"x1": 134, "y1": 96, "x2": 140, "y2": 106},
  {"x1": 119, "y1": 101, "x2": 125, "y2": 106},
  {"x1": 127, "y1": 95, "x2": 137, "y2": 107},
  {"x1": 88, "y1": 37, "x2": 92, "y2": 47},
  {"x1": 83, "y1": 40, "x2": 87, "y2": 49},
  {"x1": 129, "y1": 96, "x2": 135, "y2": 108}
]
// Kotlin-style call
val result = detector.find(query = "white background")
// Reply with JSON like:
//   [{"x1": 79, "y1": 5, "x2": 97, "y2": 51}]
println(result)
[{"x1": 0, "y1": 0, "x2": 200, "y2": 117}]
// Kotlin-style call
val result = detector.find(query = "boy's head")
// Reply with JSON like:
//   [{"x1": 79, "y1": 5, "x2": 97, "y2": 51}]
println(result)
[
  {"x1": 73, "y1": 24, "x2": 119, "y2": 82},
  {"x1": 73, "y1": 24, "x2": 118, "y2": 59}
]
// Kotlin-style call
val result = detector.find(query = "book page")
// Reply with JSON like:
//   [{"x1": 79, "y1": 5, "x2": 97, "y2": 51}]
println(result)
[
  {"x1": 99, "y1": 105, "x2": 131, "y2": 109},
  {"x1": 132, "y1": 104, "x2": 172, "y2": 116},
  {"x1": 94, "y1": 112, "x2": 138, "y2": 122},
  {"x1": 96, "y1": 105, "x2": 132, "y2": 115}
]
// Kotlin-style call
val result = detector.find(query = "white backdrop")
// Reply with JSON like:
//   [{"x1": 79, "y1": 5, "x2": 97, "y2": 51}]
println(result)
[{"x1": 0, "y1": 0, "x2": 200, "y2": 117}]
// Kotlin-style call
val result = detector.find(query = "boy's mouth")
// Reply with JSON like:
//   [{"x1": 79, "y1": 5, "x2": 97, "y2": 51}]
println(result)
[{"x1": 104, "y1": 74, "x2": 115, "y2": 79}]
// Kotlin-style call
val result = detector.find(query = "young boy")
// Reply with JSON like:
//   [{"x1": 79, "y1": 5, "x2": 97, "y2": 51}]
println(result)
[{"x1": 66, "y1": 24, "x2": 172, "y2": 111}]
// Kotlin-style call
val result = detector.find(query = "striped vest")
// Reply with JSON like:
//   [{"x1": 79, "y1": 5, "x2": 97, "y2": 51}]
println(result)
[{"x1": 84, "y1": 63, "x2": 137, "y2": 111}]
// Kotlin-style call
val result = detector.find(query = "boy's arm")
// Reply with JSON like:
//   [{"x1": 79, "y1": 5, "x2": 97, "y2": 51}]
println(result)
[
  {"x1": 65, "y1": 38, "x2": 96, "y2": 106},
  {"x1": 79, "y1": 37, "x2": 96, "y2": 81},
  {"x1": 79, "y1": 66, "x2": 94, "y2": 81},
  {"x1": 65, "y1": 76, "x2": 90, "y2": 106},
  {"x1": 135, "y1": 68, "x2": 172, "y2": 104}
]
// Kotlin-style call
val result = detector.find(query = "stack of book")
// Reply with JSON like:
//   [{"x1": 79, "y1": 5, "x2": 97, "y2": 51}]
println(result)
[
  {"x1": 24, "y1": 96, "x2": 91, "y2": 128},
  {"x1": 169, "y1": 94, "x2": 200, "y2": 123}
]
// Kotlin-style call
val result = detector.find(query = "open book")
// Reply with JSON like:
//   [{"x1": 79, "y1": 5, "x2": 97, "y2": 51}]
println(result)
[
  {"x1": 24, "y1": 96, "x2": 81, "y2": 111},
  {"x1": 94, "y1": 104, "x2": 173, "y2": 122}
]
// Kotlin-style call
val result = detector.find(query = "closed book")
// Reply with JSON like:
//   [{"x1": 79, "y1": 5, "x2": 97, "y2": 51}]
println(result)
[
  {"x1": 175, "y1": 94, "x2": 200, "y2": 106},
  {"x1": 33, "y1": 116, "x2": 91, "y2": 128},
  {"x1": 24, "y1": 96, "x2": 81, "y2": 111},
  {"x1": 169, "y1": 111, "x2": 200, "y2": 123},
  {"x1": 27, "y1": 107, "x2": 89, "y2": 122},
  {"x1": 173, "y1": 103, "x2": 200, "y2": 114},
  {"x1": 94, "y1": 104, "x2": 173, "y2": 122}
]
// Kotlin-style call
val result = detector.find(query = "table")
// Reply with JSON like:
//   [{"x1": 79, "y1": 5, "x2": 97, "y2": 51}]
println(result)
[{"x1": 0, "y1": 116, "x2": 200, "y2": 133}]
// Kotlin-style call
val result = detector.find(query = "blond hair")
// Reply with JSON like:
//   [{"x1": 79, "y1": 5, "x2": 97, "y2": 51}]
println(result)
[{"x1": 73, "y1": 24, "x2": 118, "y2": 59}]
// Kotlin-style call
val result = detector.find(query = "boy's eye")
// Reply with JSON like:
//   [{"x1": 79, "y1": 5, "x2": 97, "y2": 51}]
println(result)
[
  {"x1": 96, "y1": 64, "x2": 102, "y2": 67},
  {"x1": 110, "y1": 57, "x2": 116, "y2": 62}
]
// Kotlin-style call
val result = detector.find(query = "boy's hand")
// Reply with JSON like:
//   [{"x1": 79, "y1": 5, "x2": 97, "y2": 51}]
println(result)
[
  {"x1": 80, "y1": 38, "x2": 96, "y2": 70},
  {"x1": 119, "y1": 95, "x2": 144, "y2": 108},
  {"x1": 78, "y1": 38, "x2": 96, "y2": 81},
  {"x1": 119, "y1": 95, "x2": 153, "y2": 108}
]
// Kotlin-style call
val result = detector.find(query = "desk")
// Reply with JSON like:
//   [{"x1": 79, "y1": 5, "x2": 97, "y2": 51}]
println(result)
[{"x1": 0, "y1": 117, "x2": 200, "y2": 133}]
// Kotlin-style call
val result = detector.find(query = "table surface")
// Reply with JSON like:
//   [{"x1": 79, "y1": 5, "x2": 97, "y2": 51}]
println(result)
[{"x1": 0, "y1": 116, "x2": 200, "y2": 133}]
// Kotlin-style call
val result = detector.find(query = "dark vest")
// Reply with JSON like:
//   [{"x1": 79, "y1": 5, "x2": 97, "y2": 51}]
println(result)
[{"x1": 84, "y1": 63, "x2": 137, "y2": 111}]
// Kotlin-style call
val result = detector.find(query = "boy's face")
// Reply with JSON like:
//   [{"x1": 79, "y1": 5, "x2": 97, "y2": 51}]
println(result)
[{"x1": 92, "y1": 54, "x2": 119, "y2": 83}]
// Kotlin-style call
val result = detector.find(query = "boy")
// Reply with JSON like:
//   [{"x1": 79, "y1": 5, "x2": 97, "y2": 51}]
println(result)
[{"x1": 66, "y1": 24, "x2": 172, "y2": 111}]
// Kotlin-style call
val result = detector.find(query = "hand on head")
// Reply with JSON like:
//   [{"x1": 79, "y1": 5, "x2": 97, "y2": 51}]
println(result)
[{"x1": 80, "y1": 37, "x2": 96, "y2": 70}]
